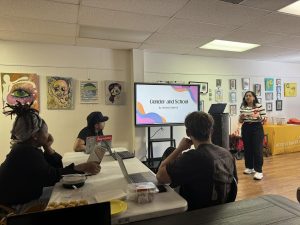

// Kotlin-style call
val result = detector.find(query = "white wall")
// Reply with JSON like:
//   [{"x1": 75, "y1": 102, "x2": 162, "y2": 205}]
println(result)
[
  {"x1": 0, "y1": 41, "x2": 133, "y2": 162},
  {"x1": 144, "y1": 52, "x2": 300, "y2": 156}
]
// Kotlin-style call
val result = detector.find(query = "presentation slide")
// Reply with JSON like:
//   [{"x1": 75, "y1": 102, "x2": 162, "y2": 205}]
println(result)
[{"x1": 135, "y1": 84, "x2": 199, "y2": 126}]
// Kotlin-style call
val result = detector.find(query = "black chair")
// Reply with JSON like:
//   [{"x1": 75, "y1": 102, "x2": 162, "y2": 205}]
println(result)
[{"x1": 297, "y1": 187, "x2": 300, "y2": 203}]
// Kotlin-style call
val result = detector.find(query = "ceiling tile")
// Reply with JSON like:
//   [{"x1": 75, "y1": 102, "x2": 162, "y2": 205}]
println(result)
[
  {"x1": 175, "y1": 0, "x2": 270, "y2": 27},
  {"x1": 158, "y1": 18, "x2": 235, "y2": 38},
  {"x1": 81, "y1": 0, "x2": 189, "y2": 17},
  {"x1": 0, "y1": 16, "x2": 77, "y2": 36},
  {"x1": 76, "y1": 37, "x2": 140, "y2": 49},
  {"x1": 241, "y1": 0, "x2": 297, "y2": 11},
  {"x1": 78, "y1": 6, "x2": 169, "y2": 32},
  {"x1": 0, "y1": 0, "x2": 78, "y2": 23}
]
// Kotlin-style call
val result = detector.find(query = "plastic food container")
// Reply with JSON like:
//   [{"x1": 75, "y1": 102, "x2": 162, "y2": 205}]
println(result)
[
  {"x1": 127, "y1": 182, "x2": 159, "y2": 204},
  {"x1": 61, "y1": 174, "x2": 87, "y2": 189}
]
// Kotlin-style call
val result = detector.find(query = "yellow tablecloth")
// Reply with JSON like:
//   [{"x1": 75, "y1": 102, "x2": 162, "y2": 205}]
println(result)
[{"x1": 263, "y1": 124, "x2": 300, "y2": 155}]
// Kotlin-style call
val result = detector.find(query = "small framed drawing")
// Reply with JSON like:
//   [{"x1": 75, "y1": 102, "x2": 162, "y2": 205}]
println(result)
[
  {"x1": 80, "y1": 80, "x2": 99, "y2": 104},
  {"x1": 257, "y1": 98, "x2": 262, "y2": 104},
  {"x1": 229, "y1": 79, "x2": 236, "y2": 90},
  {"x1": 229, "y1": 91, "x2": 236, "y2": 103},
  {"x1": 276, "y1": 79, "x2": 281, "y2": 86},
  {"x1": 200, "y1": 100, "x2": 204, "y2": 112},
  {"x1": 215, "y1": 89, "x2": 223, "y2": 102},
  {"x1": 242, "y1": 78, "x2": 250, "y2": 90},
  {"x1": 276, "y1": 100, "x2": 282, "y2": 111},
  {"x1": 105, "y1": 80, "x2": 125, "y2": 105},
  {"x1": 265, "y1": 78, "x2": 274, "y2": 92},
  {"x1": 266, "y1": 102, "x2": 273, "y2": 112},
  {"x1": 254, "y1": 84, "x2": 261, "y2": 96},
  {"x1": 230, "y1": 105, "x2": 237, "y2": 115},
  {"x1": 189, "y1": 81, "x2": 208, "y2": 94},
  {"x1": 216, "y1": 79, "x2": 222, "y2": 87},
  {"x1": 265, "y1": 92, "x2": 273, "y2": 101}
]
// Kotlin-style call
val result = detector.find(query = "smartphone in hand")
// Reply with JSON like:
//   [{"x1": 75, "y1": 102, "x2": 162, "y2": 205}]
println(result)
[{"x1": 87, "y1": 146, "x2": 106, "y2": 163}]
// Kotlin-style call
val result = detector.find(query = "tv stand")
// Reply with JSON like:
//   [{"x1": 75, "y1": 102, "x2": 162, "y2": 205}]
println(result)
[{"x1": 147, "y1": 126, "x2": 176, "y2": 169}]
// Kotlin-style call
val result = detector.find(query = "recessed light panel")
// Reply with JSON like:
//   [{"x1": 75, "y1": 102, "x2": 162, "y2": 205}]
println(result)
[
  {"x1": 278, "y1": 1, "x2": 300, "y2": 16},
  {"x1": 199, "y1": 40, "x2": 260, "y2": 52}
]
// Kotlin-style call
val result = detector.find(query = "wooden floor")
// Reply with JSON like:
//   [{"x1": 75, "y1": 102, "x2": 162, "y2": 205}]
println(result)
[{"x1": 236, "y1": 151, "x2": 300, "y2": 202}]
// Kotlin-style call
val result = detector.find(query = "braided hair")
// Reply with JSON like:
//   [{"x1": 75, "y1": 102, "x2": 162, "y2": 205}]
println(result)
[{"x1": 3, "y1": 101, "x2": 44, "y2": 145}]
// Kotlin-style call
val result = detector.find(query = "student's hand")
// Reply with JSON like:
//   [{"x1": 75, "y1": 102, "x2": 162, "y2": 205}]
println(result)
[
  {"x1": 75, "y1": 162, "x2": 101, "y2": 175},
  {"x1": 177, "y1": 138, "x2": 193, "y2": 152},
  {"x1": 43, "y1": 134, "x2": 55, "y2": 154}
]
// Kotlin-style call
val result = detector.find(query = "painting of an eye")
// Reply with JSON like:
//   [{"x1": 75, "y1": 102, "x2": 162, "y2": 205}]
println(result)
[
  {"x1": 11, "y1": 89, "x2": 31, "y2": 98},
  {"x1": 1, "y1": 73, "x2": 40, "y2": 110}
]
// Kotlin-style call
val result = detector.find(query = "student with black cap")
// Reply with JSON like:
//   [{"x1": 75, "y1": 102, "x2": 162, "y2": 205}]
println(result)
[{"x1": 73, "y1": 111, "x2": 109, "y2": 152}]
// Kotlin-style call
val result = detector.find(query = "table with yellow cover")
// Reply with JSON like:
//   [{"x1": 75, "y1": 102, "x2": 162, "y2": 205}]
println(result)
[{"x1": 263, "y1": 124, "x2": 300, "y2": 155}]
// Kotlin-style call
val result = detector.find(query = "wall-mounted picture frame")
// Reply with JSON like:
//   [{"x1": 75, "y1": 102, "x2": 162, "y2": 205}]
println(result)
[
  {"x1": 215, "y1": 89, "x2": 223, "y2": 102},
  {"x1": 284, "y1": 83, "x2": 297, "y2": 97},
  {"x1": 266, "y1": 102, "x2": 273, "y2": 112},
  {"x1": 276, "y1": 100, "x2": 282, "y2": 111},
  {"x1": 265, "y1": 92, "x2": 273, "y2": 101},
  {"x1": 265, "y1": 78, "x2": 274, "y2": 92},
  {"x1": 216, "y1": 79, "x2": 222, "y2": 87},
  {"x1": 189, "y1": 81, "x2": 208, "y2": 94},
  {"x1": 276, "y1": 79, "x2": 281, "y2": 86},
  {"x1": 277, "y1": 92, "x2": 281, "y2": 100},
  {"x1": 79, "y1": 80, "x2": 99, "y2": 104},
  {"x1": 229, "y1": 79, "x2": 236, "y2": 90},
  {"x1": 257, "y1": 98, "x2": 262, "y2": 104},
  {"x1": 242, "y1": 78, "x2": 250, "y2": 90},
  {"x1": 200, "y1": 100, "x2": 204, "y2": 112},
  {"x1": 230, "y1": 105, "x2": 237, "y2": 115},
  {"x1": 105, "y1": 80, "x2": 125, "y2": 105},
  {"x1": 229, "y1": 91, "x2": 236, "y2": 103},
  {"x1": 254, "y1": 84, "x2": 261, "y2": 96}
]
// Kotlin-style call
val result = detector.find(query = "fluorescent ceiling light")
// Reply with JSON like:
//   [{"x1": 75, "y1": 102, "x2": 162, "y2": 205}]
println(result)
[
  {"x1": 278, "y1": 1, "x2": 300, "y2": 16},
  {"x1": 199, "y1": 40, "x2": 260, "y2": 52}
]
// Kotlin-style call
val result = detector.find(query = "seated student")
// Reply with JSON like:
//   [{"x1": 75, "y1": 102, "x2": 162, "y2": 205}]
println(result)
[
  {"x1": 0, "y1": 102, "x2": 101, "y2": 213},
  {"x1": 156, "y1": 111, "x2": 238, "y2": 211},
  {"x1": 73, "y1": 111, "x2": 109, "y2": 152}
]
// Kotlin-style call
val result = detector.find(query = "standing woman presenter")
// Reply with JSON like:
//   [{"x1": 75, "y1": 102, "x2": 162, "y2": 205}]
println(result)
[{"x1": 239, "y1": 91, "x2": 266, "y2": 180}]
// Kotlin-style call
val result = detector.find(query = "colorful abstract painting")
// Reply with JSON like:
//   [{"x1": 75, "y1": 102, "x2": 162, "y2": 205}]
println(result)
[
  {"x1": 1, "y1": 73, "x2": 39, "y2": 110},
  {"x1": 47, "y1": 76, "x2": 73, "y2": 109},
  {"x1": 265, "y1": 78, "x2": 274, "y2": 92},
  {"x1": 105, "y1": 80, "x2": 125, "y2": 105},
  {"x1": 80, "y1": 80, "x2": 99, "y2": 104}
]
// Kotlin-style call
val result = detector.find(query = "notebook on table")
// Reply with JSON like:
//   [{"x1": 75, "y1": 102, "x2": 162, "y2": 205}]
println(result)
[
  {"x1": 6, "y1": 202, "x2": 111, "y2": 225},
  {"x1": 208, "y1": 103, "x2": 227, "y2": 114},
  {"x1": 115, "y1": 152, "x2": 157, "y2": 184}
]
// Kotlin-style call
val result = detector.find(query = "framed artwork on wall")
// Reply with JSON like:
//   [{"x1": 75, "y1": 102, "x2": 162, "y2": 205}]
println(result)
[
  {"x1": 276, "y1": 100, "x2": 282, "y2": 111},
  {"x1": 215, "y1": 89, "x2": 223, "y2": 102},
  {"x1": 242, "y1": 78, "x2": 250, "y2": 90},
  {"x1": 216, "y1": 79, "x2": 222, "y2": 87},
  {"x1": 276, "y1": 79, "x2": 281, "y2": 86},
  {"x1": 265, "y1": 92, "x2": 273, "y2": 101},
  {"x1": 257, "y1": 98, "x2": 262, "y2": 104},
  {"x1": 266, "y1": 102, "x2": 273, "y2": 112},
  {"x1": 229, "y1": 91, "x2": 236, "y2": 103},
  {"x1": 229, "y1": 79, "x2": 236, "y2": 90},
  {"x1": 105, "y1": 80, "x2": 125, "y2": 105},
  {"x1": 79, "y1": 80, "x2": 99, "y2": 104},
  {"x1": 284, "y1": 83, "x2": 297, "y2": 97},
  {"x1": 230, "y1": 105, "x2": 237, "y2": 115},
  {"x1": 189, "y1": 81, "x2": 208, "y2": 94},
  {"x1": 254, "y1": 84, "x2": 261, "y2": 96},
  {"x1": 265, "y1": 78, "x2": 274, "y2": 92}
]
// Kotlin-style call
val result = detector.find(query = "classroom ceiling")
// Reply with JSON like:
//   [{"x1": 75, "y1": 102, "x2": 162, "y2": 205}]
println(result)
[{"x1": 2, "y1": 0, "x2": 300, "y2": 63}]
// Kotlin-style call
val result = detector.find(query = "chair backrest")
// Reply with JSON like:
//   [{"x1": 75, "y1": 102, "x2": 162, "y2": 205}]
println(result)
[
  {"x1": 297, "y1": 187, "x2": 300, "y2": 204},
  {"x1": 6, "y1": 202, "x2": 111, "y2": 225}
]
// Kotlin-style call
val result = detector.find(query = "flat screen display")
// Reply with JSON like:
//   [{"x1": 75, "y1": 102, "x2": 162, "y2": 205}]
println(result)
[{"x1": 134, "y1": 83, "x2": 200, "y2": 126}]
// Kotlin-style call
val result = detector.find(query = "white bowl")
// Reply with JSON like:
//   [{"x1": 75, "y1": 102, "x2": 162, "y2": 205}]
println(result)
[{"x1": 61, "y1": 174, "x2": 87, "y2": 188}]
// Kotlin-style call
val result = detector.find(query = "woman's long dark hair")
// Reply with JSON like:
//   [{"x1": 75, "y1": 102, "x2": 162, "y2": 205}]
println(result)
[{"x1": 241, "y1": 91, "x2": 259, "y2": 107}]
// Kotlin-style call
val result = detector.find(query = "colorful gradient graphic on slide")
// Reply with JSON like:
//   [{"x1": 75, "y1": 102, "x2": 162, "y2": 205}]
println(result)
[{"x1": 136, "y1": 86, "x2": 198, "y2": 124}]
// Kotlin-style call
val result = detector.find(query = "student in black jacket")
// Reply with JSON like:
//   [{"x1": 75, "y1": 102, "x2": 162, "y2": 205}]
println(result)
[{"x1": 0, "y1": 102, "x2": 101, "y2": 213}]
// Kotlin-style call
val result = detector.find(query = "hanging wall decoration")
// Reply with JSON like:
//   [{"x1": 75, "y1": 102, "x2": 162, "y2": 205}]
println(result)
[
  {"x1": 254, "y1": 84, "x2": 261, "y2": 96},
  {"x1": 229, "y1": 91, "x2": 237, "y2": 103},
  {"x1": 284, "y1": 83, "x2": 297, "y2": 97},
  {"x1": 189, "y1": 81, "x2": 208, "y2": 94},
  {"x1": 1, "y1": 73, "x2": 39, "y2": 110},
  {"x1": 229, "y1": 105, "x2": 237, "y2": 115},
  {"x1": 79, "y1": 80, "x2": 99, "y2": 104},
  {"x1": 229, "y1": 79, "x2": 236, "y2": 90},
  {"x1": 216, "y1": 79, "x2": 222, "y2": 88},
  {"x1": 266, "y1": 102, "x2": 273, "y2": 112},
  {"x1": 47, "y1": 76, "x2": 73, "y2": 110},
  {"x1": 105, "y1": 80, "x2": 125, "y2": 105},
  {"x1": 242, "y1": 78, "x2": 250, "y2": 90},
  {"x1": 276, "y1": 100, "x2": 282, "y2": 111},
  {"x1": 264, "y1": 78, "x2": 274, "y2": 92},
  {"x1": 215, "y1": 89, "x2": 223, "y2": 102}
]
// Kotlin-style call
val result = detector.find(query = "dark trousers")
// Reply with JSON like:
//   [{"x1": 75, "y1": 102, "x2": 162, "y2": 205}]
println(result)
[{"x1": 241, "y1": 122, "x2": 264, "y2": 173}]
